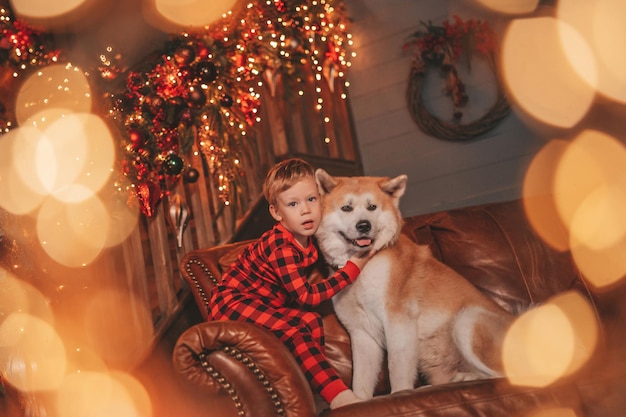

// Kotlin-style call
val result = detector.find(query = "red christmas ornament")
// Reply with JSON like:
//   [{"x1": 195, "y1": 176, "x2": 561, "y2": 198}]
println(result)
[
  {"x1": 174, "y1": 45, "x2": 196, "y2": 66},
  {"x1": 187, "y1": 87, "x2": 206, "y2": 107},
  {"x1": 135, "y1": 181, "x2": 163, "y2": 217},
  {"x1": 183, "y1": 167, "x2": 200, "y2": 183},
  {"x1": 196, "y1": 61, "x2": 217, "y2": 83}
]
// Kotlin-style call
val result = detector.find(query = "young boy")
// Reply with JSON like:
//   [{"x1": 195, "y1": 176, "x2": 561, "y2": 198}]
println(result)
[{"x1": 208, "y1": 158, "x2": 373, "y2": 409}]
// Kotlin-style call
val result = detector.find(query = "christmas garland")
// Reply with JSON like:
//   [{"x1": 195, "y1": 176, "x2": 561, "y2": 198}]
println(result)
[
  {"x1": 109, "y1": 0, "x2": 354, "y2": 216},
  {"x1": 403, "y1": 16, "x2": 510, "y2": 141},
  {"x1": 0, "y1": 1, "x2": 354, "y2": 217},
  {"x1": 0, "y1": 7, "x2": 61, "y2": 133}
]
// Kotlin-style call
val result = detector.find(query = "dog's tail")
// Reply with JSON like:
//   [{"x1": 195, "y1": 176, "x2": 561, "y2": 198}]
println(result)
[{"x1": 452, "y1": 306, "x2": 513, "y2": 377}]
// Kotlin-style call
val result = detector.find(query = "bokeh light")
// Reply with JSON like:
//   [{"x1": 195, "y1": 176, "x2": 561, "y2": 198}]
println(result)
[
  {"x1": 525, "y1": 130, "x2": 626, "y2": 288},
  {"x1": 56, "y1": 370, "x2": 152, "y2": 417},
  {"x1": 64, "y1": 345, "x2": 108, "y2": 376},
  {"x1": 502, "y1": 291, "x2": 598, "y2": 387},
  {"x1": 36, "y1": 195, "x2": 110, "y2": 267},
  {"x1": 472, "y1": 0, "x2": 540, "y2": 15},
  {"x1": 570, "y1": 224, "x2": 626, "y2": 288},
  {"x1": 0, "y1": 268, "x2": 53, "y2": 326},
  {"x1": 0, "y1": 127, "x2": 48, "y2": 215},
  {"x1": 569, "y1": 184, "x2": 626, "y2": 252},
  {"x1": 0, "y1": 313, "x2": 67, "y2": 391},
  {"x1": 523, "y1": 139, "x2": 570, "y2": 251},
  {"x1": 11, "y1": 124, "x2": 53, "y2": 197},
  {"x1": 147, "y1": 0, "x2": 237, "y2": 29},
  {"x1": 15, "y1": 64, "x2": 92, "y2": 126},
  {"x1": 39, "y1": 113, "x2": 115, "y2": 203},
  {"x1": 101, "y1": 184, "x2": 140, "y2": 248},
  {"x1": 558, "y1": 0, "x2": 626, "y2": 103},
  {"x1": 9, "y1": 0, "x2": 88, "y2": 19},
  {"x1": 501, "y1": 17, "x2": 596, "y2": 128},
  {"x1": 553, "y1": 130, "x2": 626, "y2": 240},
  {"x1": 503, "y1": 303, "x2": 575, "y2": 387},
  {"x1": 83, "y1": 290, "x2": 154, "y2": 369}
]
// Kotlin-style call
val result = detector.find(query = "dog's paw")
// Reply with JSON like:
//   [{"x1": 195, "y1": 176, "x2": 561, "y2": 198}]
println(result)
[{"x1": 451, "y1": 372, "x2": 484, "y2": 382}]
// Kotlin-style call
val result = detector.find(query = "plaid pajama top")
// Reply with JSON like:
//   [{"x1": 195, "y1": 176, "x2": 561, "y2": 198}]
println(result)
[
  {"x1": 208, "y1": 222, "x2": 361, "y2": 402},
  {"x1": 211, "y1": 222, "x2": 360, "y2": 312}
]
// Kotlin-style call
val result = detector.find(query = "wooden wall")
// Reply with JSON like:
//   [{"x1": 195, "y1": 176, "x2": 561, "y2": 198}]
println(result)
[{"x1": 343, "y1": 0, "x2": 550, "y2": 217}]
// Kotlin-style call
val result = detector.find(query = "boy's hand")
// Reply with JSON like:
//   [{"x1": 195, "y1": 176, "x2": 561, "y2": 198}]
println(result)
[{"x1": 349, "y1": 249, "x2": 377, "y2": 271}]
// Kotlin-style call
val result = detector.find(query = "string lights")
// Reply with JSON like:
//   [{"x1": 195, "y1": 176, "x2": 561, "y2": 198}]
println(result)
[{"x1": 0, "y1": 1, "x2": 355, "y2": 217}]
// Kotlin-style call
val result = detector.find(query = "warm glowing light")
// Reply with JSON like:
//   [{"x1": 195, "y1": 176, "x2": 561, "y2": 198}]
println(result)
[
  {"x1": 558, "y1": 0, "x2": 626, "y2": 102},
  {"x1": 502, "y1": 291, "x2": 598, "y2": 387},
  {"x1": 83, "y1": 290, "x2": 154, "y2": 369},
  {"x1": 9, "y1": 0, "x2": 86, "y2": 19},
  {"x1": 553, "y1": 130, "x2": 626, "y2": 233},
  {"x1": 149, "y1": 0, "x2": 237, "y2": 28},
  {"x1": 526, "y1": 130, "x2": 626, "y2": 288},
  {"x1": 0, "y1": 269, "x2": 53, "y2": 326},
  {"x1": 523, "y1": 140, "x2": 570, "y2": 251},
  {"x1": 57, "y1": 371, "x2": 152, "y2": 417},
  {"x1": 569, "y1": 184, "x2": 626, "y2": 251},
  {"x1": 101, "y1": 184, "x2": 140, "y2": 248},
  {"x1": 503, "y1": 304, "x2": 574, "y2": 387},
  {"x1": 41, "y1": 113, "x2": 115, "y2": 203},
  {"x1": 0, "y1": 128, "x2": 47, "y2": 215},
  {"x1": 501, "y1": 17, "x2": 596, "y2": 128},
  {"x1": 15, "y1": 64, "x2": 91, "y2": 126},
  {"x1": 36, "y1": 195, "x2": 109, "y2": 267},
  {"x1": 0, "y1": 313, "x2": 67, "y2": 391},
  {"x1": 570, "y1": 227, "x2": 626, "y2": 288},
  {"x1": 473, "y1": 0, "x2": 540, "y2": 14}
]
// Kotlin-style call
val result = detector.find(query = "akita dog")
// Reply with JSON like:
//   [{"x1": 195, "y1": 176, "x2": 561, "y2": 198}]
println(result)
[{"x1": 314, "y1": 169, "x2": 514, "y2": 400}]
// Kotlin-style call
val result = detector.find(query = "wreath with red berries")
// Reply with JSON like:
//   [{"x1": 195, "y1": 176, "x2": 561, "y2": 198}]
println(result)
[{"x1": 403, "y1": 16, "x2": 510, "y2": 141}]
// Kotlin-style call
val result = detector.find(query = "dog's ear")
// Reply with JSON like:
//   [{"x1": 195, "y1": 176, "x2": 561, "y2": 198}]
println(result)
[
  {"x1": 380, "y1": 175, "x2": 408, "y2": 199},
  {"x1": 315, "y1": 169, "x2": 337, "y2": 195}
]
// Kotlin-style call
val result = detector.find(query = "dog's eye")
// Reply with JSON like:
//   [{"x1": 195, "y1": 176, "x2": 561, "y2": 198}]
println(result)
[
  {"x1": 367, "y1": 204, "x2": 377, "y2": 211},
  {"x1": 341, "y1": 205, "x2": 353, "y2": 212}
]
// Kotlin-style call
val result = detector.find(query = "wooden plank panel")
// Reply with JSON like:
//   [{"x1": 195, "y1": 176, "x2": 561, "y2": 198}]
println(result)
[{"x1": 399, "y1": 154, "x2": 535, "y2": 216}]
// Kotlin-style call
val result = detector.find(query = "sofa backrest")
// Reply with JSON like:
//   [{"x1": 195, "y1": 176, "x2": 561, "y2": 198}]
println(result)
[{"x1": 402, "y1": 199, "x2": 593, "y2": 314}]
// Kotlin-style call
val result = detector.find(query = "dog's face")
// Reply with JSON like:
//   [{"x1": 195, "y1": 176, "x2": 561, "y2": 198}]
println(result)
[{"x1": 315, "y1": 169, "x2": 407, "y2": 267}]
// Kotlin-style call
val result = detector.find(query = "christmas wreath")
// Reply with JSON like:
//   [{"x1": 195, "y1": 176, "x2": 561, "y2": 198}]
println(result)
[{"x1": 403, "y1": 16, "x2": 510, "y2": 141}]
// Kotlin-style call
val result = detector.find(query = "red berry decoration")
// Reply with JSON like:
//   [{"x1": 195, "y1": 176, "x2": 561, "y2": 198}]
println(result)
[
  {"x1": 128, "y1": 128, "x2": 145, "y2": 150},
  {"x1": 179, "y1": 107, "x2": 194, "y2": 126}
]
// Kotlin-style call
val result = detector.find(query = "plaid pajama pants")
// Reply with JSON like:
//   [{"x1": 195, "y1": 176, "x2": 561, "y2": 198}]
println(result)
[{"x1": 210, "y1": 287, "x2": 348, "y2": 402}]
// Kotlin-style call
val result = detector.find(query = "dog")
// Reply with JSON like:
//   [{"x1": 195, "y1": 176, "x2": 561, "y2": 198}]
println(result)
[{"x1": 314, "y1": 169, "x2": 515, "y2": 400}]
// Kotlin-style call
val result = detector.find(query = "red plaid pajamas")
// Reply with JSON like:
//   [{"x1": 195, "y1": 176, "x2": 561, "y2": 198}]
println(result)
[{"x1": 208, "y1": 222, "x2": 360, "y2": 403}]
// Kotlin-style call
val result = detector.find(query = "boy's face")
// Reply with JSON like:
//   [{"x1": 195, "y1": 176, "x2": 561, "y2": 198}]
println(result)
[{"x1": 269, "y1": 176, "x2": 321, "y2": 247}]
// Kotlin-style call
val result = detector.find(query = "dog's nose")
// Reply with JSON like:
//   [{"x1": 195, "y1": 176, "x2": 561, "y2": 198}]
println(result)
[{"x1": 356, "y1": 220, "x2": 371, "y2": 234}]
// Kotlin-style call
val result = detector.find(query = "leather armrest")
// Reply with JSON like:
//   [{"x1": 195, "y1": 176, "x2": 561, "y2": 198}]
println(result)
[
  {"x1": 180, "y1": 241, "x2": 252, "y2": 320},
  {"x1": 173, "y1": 320, "x2": 316, "y2": 417}
]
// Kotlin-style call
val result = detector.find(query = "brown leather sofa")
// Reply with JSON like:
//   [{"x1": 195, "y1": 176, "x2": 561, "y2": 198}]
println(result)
[{"x1": 173, "y1": 199, "x2": 626, "y2": 417}]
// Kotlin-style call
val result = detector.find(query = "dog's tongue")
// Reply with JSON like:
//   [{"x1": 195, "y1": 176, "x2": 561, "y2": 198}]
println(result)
[{"x1": 355, "y1": 238, "x2": 372, "y2": 247}]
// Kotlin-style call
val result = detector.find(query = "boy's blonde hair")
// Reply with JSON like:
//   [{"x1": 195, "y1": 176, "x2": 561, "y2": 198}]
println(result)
[{"x1": 263, "y1": 158, "x2": 315, "y2": 206}]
